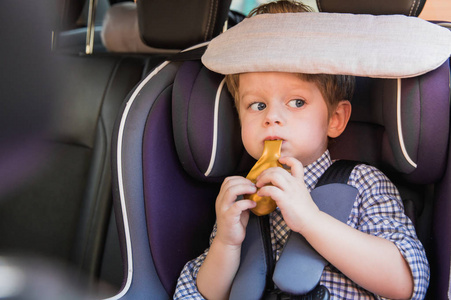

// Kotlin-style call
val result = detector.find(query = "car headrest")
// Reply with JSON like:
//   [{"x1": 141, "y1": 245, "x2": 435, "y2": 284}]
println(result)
[
  {"x1": 137, "y1": 0, "x2": 232, "y2": 49},
  {"x1": 101, "y1": 2, "x2": 180, "y2": 53},
  {"x1": 316, "y1": 0, "x2": 426, "y2": 16}
]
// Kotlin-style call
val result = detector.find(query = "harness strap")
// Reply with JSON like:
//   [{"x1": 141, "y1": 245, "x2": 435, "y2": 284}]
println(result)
[
  {"x1": 230, "y1": 160, "x2": 360, "y2": 299},
  {"x1": 273, "y1": 181, "x2": 358, "y2": 294},
  {"x1": 230, "y1": 212, "x2": 269, "y2": 300},
  {"x1": 316, "y1": 159, "x2": 359, "y2": 187}
]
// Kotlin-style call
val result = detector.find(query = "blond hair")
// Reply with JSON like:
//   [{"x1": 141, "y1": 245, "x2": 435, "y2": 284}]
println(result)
[{"x1": 248, "y1": 0, "x2": 314, "y2": 15}]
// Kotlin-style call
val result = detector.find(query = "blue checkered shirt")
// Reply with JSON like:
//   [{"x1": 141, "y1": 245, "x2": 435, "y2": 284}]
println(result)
[{"x1": 174, "y1": 151, "x2": 430, "y2": 299}]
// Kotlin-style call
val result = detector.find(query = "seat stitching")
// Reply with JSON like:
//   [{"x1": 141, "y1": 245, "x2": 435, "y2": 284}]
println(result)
[
  {"x1": 204, "y1": 0, "x2": 217, "y2": 41},
  {"x1": 316, "y1": 0, "x2": 323, "y2": 12},
  {"x1": 409, "y1": 0, "x2": 418, "y2": 16}
]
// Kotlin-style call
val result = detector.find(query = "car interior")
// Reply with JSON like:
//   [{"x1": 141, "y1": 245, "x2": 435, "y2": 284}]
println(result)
[{"x1": 0, "y1": 0, "x2": 450, "y2": 299}]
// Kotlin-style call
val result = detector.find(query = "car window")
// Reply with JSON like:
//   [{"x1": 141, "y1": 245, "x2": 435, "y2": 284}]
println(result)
[
  {"x1": 231, "y1": 0, "x2": 450, "y2": 21},
  {"x1": 420, "y1": 0, "x2": 451, "y2": 21}
]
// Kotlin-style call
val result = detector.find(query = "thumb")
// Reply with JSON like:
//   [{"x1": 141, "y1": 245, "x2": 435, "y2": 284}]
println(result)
[{"x1": 279, "y1": 156, "x2": 304, "y2": 179}]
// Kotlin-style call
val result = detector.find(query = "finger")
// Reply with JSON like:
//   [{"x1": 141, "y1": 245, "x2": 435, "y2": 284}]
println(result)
[
  {"x1": 221, "y1": 200, "x2": 256, "y2": 225},
  {"x1": 279, "y1": 156, "x2": 304, "y2": 179},
  {"x1": 217, "y1": 177, "x2": 257, "y2": 207},
  {"x1": 221, "y1": 184, "x2": 257, "y2": 205},
  {"x1": 257, "y1": 185, "x2": 284, "y2": 201},
  {"x1": 221, "y1": 176, "x2": 256, "y2": 194},
  {"x1": 232, "y1": 199, "x2": 257, "y2": 213},
  {"x1": 256, "y1": 167, "x2": 290, "y2": 189},
  {"x1": 220, "y1": 176, "x2": 251, "y2": 191}
]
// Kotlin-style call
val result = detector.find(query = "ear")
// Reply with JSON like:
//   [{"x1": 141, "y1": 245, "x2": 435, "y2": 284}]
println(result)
[{"x1": 328, "y1": 100, "x2": 352, "y2": 138}]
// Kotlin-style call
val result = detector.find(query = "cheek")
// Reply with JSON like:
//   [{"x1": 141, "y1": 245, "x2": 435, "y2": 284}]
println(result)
[
  {"x1": 241, "y1": 125, "x2": 261, "y2": 160},
  {"x1": 296, "y1": 116, "x2": 329, "y2": 141}
]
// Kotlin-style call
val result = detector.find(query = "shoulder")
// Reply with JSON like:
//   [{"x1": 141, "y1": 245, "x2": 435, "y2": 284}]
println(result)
[
  {"x1": 347, "y1": 162, "x2": 402, "y2": 205},
  {"x1": 348, "y1": 163, "x2": 395, "y2": 190}
]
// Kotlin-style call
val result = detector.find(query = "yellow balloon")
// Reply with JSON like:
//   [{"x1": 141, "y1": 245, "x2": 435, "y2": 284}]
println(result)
[{"x1": 245, "y1": 140, "x2": 283, "y2": 216}]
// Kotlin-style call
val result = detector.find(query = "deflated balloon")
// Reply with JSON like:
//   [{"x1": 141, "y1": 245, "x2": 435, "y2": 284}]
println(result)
[{"x1": 245, "y1": 140, "x2": 283, "y2": 216}]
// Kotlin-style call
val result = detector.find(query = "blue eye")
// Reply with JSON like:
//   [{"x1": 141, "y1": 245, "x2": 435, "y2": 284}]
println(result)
[
  {"x1": 288, "y1": 99, "x2": 305, "y2": 108},
  {"x1": 250, "y1": 102, "x2": 266, "y2": 111}
]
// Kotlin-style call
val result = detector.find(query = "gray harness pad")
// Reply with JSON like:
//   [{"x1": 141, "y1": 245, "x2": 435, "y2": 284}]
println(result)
[{"x1": 273, "y1": 183, "x2": 358, "y2": 294}]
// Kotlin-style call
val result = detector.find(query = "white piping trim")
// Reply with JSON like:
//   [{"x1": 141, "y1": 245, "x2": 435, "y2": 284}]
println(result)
[
  {"x1": 448, "y1": 263, "x2": 451, "y2": 300},
  {"x1": 204, "y1": 78, "x2": 226, "y2": 176},
  {"x1": 184, "y1": 41, "x2": 209, "y2": 52},
  {"x1": 104, "y1": 61, "x2": 170, "y2": 300},
  {"x1": 397, "y1": 78, "x2": 417, "y2": 169}
]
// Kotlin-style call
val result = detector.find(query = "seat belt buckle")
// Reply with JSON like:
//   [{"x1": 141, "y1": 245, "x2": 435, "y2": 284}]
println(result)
[
  {"x1": 275, "y1": 285, "x2": 330, "y2": 300},
  {"x1": 301, "y1": 285, "x2": 330, "y2": 300}
]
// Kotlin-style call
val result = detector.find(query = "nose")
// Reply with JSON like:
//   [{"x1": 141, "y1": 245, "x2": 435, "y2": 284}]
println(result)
[{"x1": 264, "y1": 105, "x2": 284, "y2": 126}]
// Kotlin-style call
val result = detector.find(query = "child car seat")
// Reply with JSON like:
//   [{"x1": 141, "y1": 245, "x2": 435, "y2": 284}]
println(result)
[{"x1": 110, "y1": 0, "x2": 451, "y2": 299}]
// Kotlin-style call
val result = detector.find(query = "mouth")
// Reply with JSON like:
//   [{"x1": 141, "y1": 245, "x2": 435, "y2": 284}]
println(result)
[{"x1": 264, "y1": 136, "x2": 284, "y2": 142}]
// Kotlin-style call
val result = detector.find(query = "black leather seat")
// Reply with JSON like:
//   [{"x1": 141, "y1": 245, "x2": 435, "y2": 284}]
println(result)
[{"x1": 0, "y1": 0, "x2": 177, "y2": 296}]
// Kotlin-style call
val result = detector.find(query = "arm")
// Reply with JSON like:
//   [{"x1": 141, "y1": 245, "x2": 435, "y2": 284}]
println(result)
[
  {"x1": 256, "y1": 157, "x2": 414, "y2": 299},
  {"x1": 301, "y1": 210, "x2": 413, "y2": 299},
  {"x1": 196, "y1": 176, "x2": 257, "y2": 300}
]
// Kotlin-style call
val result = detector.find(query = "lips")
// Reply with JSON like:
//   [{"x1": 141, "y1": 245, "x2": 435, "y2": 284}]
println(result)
[{"x1": 264, "y1": 136, "x2": 284, "y2": 141}]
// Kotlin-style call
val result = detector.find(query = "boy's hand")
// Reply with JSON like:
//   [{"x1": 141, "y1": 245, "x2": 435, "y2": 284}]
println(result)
[
  {"x1": 215, "y1": 176, "x2": 257, "y2": 248},
  {"x1": 255, "y1": 156, "x2": 319, "y2": 233}
]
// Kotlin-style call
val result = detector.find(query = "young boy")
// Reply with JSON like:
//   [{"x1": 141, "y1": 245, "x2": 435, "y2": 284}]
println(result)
[{"x1": 174, "y1": 1, "x2": 429, "y2": 299}]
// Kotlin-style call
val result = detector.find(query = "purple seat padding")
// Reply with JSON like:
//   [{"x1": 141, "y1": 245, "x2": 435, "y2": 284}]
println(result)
[
  {"x1": 172, "y1": 60, "x2": 254, "y2": 181},
  {"x1": 331, "y1": 61, "x2": 450, "y2": 183},
  {"x1": 142, "y1": 84, "x2": 220, "y2": 293}
]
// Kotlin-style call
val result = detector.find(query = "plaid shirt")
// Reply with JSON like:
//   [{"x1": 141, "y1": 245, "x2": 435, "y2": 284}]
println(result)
[{"x1": 174, "y1": 151, "x2": 430, "y2": 299}]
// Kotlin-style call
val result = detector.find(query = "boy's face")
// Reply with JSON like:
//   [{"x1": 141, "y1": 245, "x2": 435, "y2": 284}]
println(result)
[{"x1": 238, "y1": 72, "x2": 331, "y2": 166}]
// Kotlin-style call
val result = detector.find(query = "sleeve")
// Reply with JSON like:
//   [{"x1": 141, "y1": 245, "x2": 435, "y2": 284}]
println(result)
[
  {"x1": 348, "y1": 164, "x2": 430, "y2": 300},
  {"x1": 173, "y1": 223, "x2": 217, "y2": 299}
]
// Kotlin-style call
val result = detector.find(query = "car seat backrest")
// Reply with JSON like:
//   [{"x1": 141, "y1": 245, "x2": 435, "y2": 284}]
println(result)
[{"x1": 316, "y1": 0, "x2": 426, "y2": 16}]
